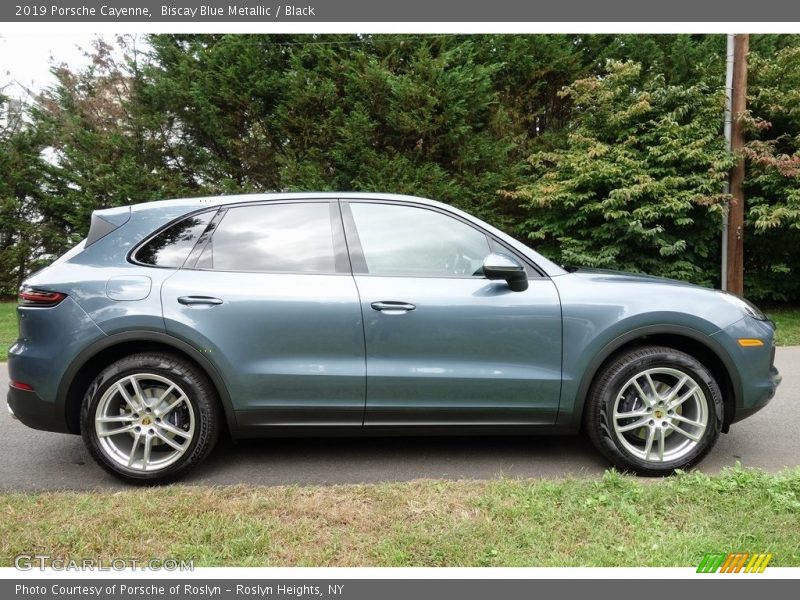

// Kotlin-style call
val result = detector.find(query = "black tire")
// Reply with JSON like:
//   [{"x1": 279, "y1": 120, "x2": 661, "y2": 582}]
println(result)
[
  {"x1": 586, "y1": 345, "x2": 724, "y2": 476},
  {"x1": 81, "y1": 352, "x2": 221, "y2": 484}
]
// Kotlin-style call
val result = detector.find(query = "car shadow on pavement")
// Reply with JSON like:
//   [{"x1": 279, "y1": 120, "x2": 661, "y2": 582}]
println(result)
[{"x1": 188, "y1": 434, "x2": 610, "y2": 486}]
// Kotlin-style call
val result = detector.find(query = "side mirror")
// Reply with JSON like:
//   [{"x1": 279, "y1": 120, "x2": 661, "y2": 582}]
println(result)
[{"x1": 482, "y1": 252, "x2": 528, "y2": 292}]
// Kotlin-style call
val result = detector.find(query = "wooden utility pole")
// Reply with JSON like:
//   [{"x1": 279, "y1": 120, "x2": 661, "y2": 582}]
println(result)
[{"x1": 726, "y1": 34, "x2": 748, "y2": 296}]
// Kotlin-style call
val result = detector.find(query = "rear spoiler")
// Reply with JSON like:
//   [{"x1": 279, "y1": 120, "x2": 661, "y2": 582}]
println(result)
[{"x1": 85, "y1": 206, "x2": 131, "y2": 247}]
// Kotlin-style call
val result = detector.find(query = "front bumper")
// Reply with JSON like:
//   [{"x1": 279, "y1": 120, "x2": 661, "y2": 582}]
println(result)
[
  {"x1": 731, "y1": 365, "x2": 782, "y2": 423},
  {"x1": 714, "y1": 315, "x2": 782, "y2": 425},
  {"x1": 6, "y1": 385, "x2": 71, "y2": 433}
]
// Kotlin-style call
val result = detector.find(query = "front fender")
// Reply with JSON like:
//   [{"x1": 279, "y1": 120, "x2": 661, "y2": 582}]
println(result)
[{"x1": 555, "y1": 318, "x2": 742, "y2": 430}]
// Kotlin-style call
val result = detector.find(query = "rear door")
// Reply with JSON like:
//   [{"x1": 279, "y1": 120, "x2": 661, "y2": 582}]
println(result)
[
  {"x1": 159, "y1": 200, "x2": 366, "y2": 428},
  {"x1": 342, "y1": 200, "x2": 563, "y2": 426}
]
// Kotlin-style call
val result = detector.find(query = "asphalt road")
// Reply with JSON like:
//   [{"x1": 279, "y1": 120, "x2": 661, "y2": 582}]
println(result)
[{"x1": 1, "y1": 348, "x2": 798, "y2": 491}]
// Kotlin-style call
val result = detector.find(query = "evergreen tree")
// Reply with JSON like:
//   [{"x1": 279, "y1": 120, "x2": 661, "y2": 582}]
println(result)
[
  {"x1": 0, "y1": 92, "x2": 48, "y2": 291},
  {"x1": 4, "y1": 33, "x2": 800, "y2": 302}
]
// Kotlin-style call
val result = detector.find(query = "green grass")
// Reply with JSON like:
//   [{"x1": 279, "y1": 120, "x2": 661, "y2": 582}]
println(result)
[
  {"x1": 765, "y1": 306, "x2": 800, "y2": 346},
  {"x1": 1, "y1": 466, "x2": 799, "y2": 567},
  {"x1": 0, "y1": 302, "x2": 17, "y2": 361}
]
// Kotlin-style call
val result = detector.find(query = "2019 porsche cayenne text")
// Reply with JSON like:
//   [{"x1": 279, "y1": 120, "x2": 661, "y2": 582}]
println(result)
[{"x1": 6, "y1": 193, "x2": 781, "y2": 483}]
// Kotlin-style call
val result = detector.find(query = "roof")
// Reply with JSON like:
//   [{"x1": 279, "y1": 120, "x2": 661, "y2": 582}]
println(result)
[{"x1": 130, "y1": 192, "x2": 445, "y2": 213}]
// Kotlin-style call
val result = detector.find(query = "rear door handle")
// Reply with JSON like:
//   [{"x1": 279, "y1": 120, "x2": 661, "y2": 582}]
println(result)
[
  {"x1": 371, "y1": 301, "x2": 416, "y2": 314},
  {"x1": 178, "y1": 296, "x2": 223, "y2": 306}
]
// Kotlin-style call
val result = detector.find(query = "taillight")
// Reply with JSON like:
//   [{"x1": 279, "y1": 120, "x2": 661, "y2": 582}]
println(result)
[
  {"x1": 18, "y1": 287, "x2": 67, "y2": 307},
  {"x1": 10, "y1": 380, "x2": 34, "y2": 391}
]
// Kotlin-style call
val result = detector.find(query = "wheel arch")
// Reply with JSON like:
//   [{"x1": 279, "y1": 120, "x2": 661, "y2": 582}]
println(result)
[
  {"x1": 570, "y1": 325, "x2": 741, "y2": 433},
  {"x1": 57, "y1": 330, "x2": 237, "y2": 435}
]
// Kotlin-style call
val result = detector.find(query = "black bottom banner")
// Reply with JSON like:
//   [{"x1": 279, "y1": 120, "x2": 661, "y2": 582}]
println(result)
[{"x1": 4, "y1": 579, "x2": 794, "y2": 600}]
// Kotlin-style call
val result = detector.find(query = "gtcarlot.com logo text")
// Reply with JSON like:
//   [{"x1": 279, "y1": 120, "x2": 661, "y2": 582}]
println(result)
[{"x1": 14, "y1": 554, "x2": 194, "y2": 571}]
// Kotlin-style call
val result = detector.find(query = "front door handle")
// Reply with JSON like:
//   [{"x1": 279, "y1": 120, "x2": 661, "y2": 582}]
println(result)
[
  {"x1": 178, "y1": 296, "x2": 223, "y2": 306},
  {"x1": 371, "y1": 301, "x2": 416, "y2": 314}
]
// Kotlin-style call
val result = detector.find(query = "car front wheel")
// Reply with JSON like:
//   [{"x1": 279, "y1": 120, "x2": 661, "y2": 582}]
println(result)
[
  {"x1": 81, "y1": 352, "x2": 220, "y2": 484},
  {"x1": 586, "y1": 345, "x2": 724, "y2": 476}
]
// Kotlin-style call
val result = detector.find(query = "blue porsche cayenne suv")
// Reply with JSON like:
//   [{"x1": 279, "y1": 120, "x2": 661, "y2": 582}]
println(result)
[{"x1": 6, "y1": 193, "x2": 781, "y2": 483}]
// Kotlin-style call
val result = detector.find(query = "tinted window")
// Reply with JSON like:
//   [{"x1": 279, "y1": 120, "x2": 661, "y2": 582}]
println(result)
[
  {"x1": 197, "y1": 203, "x2": 336, "y2": 273},
  {"x1": 350, "y1": 203, "x2": 491, "y2": 277},
  {"x1": 135, "y1": 212, "x2": 213, "y2": 267}
]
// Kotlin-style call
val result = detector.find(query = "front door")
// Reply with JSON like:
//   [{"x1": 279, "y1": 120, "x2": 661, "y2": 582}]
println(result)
[{"x1": 342, "y1": 200, "x2": 562, "y2": 426}]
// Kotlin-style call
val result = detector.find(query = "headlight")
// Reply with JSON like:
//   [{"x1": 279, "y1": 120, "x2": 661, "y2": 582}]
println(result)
[{"x1": 718, "y1": 291, "x2": 768, "y2": 321}]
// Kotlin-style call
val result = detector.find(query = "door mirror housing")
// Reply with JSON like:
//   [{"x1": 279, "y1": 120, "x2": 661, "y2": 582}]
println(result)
[{"x1": 482, "y1": 253, "x2": 528, "y2": 292}]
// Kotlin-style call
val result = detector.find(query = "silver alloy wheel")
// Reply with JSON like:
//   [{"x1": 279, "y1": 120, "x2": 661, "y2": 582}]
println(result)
[
  {"x1": 94, "y1": 373, "x2": 195, "y2": 472},
  {"x1": 611, "y1": 367, "x2": 708, "y2": 463}
]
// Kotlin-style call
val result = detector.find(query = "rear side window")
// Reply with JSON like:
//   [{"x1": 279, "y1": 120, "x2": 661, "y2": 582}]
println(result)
[
  {"x1": 134, "y1": 212, "x2": 213, "y2": 267},
  {"x1": 196, "y1": 203, "x2": 336, "y2": 273}
]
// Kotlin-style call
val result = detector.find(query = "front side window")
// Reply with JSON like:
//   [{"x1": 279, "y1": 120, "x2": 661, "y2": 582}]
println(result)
[
  {"x1": 135, "y1": 212, "x2": 214, "y2": 267},
  {"x1": 197, "y1": 203, "x2": 336, "y2": 273},
  {"x1": 349, "y1": 203, "x2": 491, "y2": 277}
]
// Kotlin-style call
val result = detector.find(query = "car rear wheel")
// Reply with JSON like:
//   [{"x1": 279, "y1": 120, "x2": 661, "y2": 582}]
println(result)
[
  {"x1": 586, "y1": 345, "x2": 723, "y2": 476},
  {"x1": 81, "y1": 352, "x2": 220, "y2": 484}
]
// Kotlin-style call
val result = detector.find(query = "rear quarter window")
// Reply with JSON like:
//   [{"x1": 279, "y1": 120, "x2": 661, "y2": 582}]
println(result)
[{"x1": 133, "y1": 212, "x2": 214, "y2": 268}]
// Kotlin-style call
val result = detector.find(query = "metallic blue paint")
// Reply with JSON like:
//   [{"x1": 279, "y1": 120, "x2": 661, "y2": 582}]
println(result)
[
  {"x1": 6, "y1": 193, "x2": 781, "y2": 441},
  {"x1": 355, "y1": 276, "x2": 562, "y2": 425},
  {"x1": 162, "y1": 270, "x2": 366, "y2": 426}
]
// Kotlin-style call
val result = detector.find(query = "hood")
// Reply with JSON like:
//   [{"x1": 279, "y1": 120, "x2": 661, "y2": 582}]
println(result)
[{"x1": 563, "y1": 267, "x2": 702, "y2": 289}]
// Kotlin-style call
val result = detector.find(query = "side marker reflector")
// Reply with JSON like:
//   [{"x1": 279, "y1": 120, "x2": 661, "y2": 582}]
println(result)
[
  {"x1": 737, "y1": 339, "x2": 764, "y2": 347},
  {"x1": 10, "y1": 380, "x2": 34, "y2": 391}
]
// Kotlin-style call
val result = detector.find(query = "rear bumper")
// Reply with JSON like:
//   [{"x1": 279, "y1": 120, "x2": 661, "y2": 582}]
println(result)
[{"x1": 6, "y1": 385, "x2": 71, "y2": 434}]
